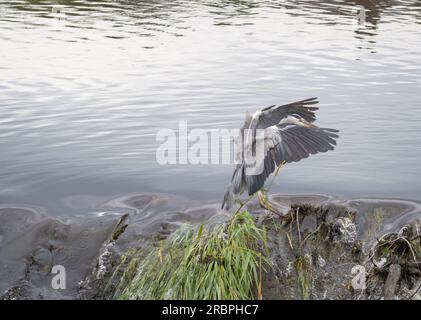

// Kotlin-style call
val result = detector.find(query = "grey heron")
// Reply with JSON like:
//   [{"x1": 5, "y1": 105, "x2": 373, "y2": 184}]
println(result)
[{"x1": 222, "y1": 97, "x2": 339, "y2": 210}]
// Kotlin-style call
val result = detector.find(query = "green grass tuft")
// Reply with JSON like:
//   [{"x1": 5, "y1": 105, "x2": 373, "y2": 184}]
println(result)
[{"x1": 115, "y1": 211, "x2": 269, "y2": 300}]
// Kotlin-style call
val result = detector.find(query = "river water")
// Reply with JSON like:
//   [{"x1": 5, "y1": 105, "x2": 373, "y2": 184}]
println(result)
[{"x1": 1, "y1": 0, "x2": 421, "y2": 212}]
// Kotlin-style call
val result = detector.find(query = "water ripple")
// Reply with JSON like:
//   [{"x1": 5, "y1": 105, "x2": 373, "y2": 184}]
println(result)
[{"x1": 0, "y1": 0, "x2": 421, "y2": 206}]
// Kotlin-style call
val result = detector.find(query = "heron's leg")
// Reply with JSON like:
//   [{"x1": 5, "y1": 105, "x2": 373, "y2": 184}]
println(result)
[{"x1": 257, "y1": 191, "x2": 286, "y2": 218}]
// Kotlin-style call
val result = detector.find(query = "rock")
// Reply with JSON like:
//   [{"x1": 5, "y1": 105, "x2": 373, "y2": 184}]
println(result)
[
  {"x1": 330, "y1": 217, "x2": 357, "y2": 244},
  {"x1": 384, "y1": 264, "x2": 401, "y2": 300}
]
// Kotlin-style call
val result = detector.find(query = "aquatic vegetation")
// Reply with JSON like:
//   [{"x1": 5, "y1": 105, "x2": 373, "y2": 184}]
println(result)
[
  {"x1": 111, "y1": 210, "x2": 269, "y2": 300},
  {"x1": 368, "y1": 223, "x2": 421, "y2": 282},
  {"x1": 357, "y1": 222, "x2": 421, "y2": 299},
  {"x1": 370, "y1": 224, "x2": 421, "y2": 268},
  {"x1": 294, "y1": 255, "x2": 313, "y2": 300}
]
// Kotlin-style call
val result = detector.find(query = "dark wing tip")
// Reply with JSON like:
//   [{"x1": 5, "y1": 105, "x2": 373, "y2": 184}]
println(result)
[
  {"x1": 301, "y1": 97, "x2": 319, "y2": 105},
  {"x1": 261, "y1": 104, "x2": 276, "y2": 111},
  {"x1": 262, "y1": 97, "x2": 319, "y2": 112}
]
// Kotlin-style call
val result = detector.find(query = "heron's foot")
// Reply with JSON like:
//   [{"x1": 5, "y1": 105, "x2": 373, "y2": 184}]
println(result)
[{"x1": 257, "y1": 191, "x2": 287, "y2": 219}]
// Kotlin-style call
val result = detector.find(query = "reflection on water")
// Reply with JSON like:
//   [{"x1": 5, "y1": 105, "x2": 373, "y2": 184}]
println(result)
[{"x1": 0, "y1": 0, "x2": 421, "y2": 212}]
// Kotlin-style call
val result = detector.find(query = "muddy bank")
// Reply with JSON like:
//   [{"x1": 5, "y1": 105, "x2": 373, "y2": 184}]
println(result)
[
  {"x1": 0, "y1": 205, "x2": 126, "y2": 299},
  {"x1": 0, "y1": 193, "x2": 224, "y2": 299},
  {"x1": 1, "y1": 193, "x2": 421, "y2": 300}
]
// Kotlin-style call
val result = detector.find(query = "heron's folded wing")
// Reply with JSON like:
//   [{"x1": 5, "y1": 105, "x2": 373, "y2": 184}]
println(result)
[
  {"x1": 244, "y1": 123, "x2": 339, "y2": 195},
  {"x1": 257, "y1": 97, "x2": 319, "y2": 129}
]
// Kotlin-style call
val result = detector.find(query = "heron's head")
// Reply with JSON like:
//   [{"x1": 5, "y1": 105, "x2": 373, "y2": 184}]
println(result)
[{"x1": 281, "y1": 115, "x2": 316, "y2": 128}]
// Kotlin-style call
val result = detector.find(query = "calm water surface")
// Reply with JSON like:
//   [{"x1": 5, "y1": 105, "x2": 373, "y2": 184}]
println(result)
[{"x1": 1, "y1": 0, "x2": 421, "y2": 214}]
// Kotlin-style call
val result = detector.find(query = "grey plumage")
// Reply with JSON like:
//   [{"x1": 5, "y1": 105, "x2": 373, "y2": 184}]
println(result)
[{"x1": 222, "y1": 98, "x2": 339, "y2": 210}]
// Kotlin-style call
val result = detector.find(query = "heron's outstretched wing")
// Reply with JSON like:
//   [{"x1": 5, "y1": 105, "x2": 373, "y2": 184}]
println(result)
[
  {"x1": 244, "y1": 123, "x2": 339, "y2": 195},
  {"x1": 257, "y1": 97, "x2": 319, "y2": 129}
]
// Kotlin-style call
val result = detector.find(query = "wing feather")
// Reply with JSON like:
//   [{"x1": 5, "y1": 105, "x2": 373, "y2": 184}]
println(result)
[
  {"x1": 257, "y1": 97, "x2": 319, "y2": 129},
  {"x1": 244, "y1": 123, "x2": 339, "y2": 195}
]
